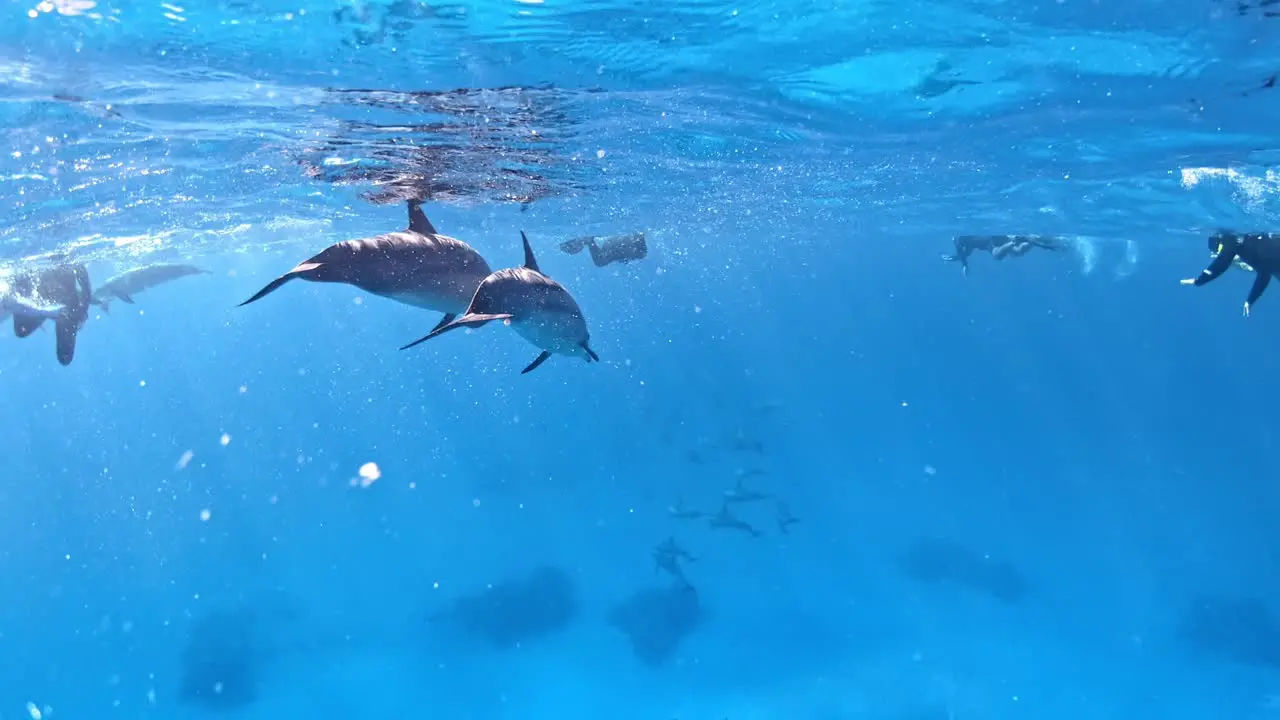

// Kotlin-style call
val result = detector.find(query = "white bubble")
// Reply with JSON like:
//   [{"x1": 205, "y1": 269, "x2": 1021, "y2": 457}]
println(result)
[{"x1": 357, "y1": 462, "x2": 380, "y2": 488}]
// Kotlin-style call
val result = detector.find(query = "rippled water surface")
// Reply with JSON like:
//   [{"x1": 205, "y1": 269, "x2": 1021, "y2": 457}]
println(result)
[{"x1": 1, "y1": 0, "x2": 1278, "y2": 265}]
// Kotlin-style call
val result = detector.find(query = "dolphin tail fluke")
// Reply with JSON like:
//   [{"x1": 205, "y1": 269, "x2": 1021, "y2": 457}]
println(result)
[
  {"x1": 559, "y1": 237, "x2": 590, "y2": 256},
  {"x1": 521, "y1": 350, "x2": 552, "y2": 374},
  {"x1": 428, "y1": 312, "x2": 456, "y2": 335},
  {"x1": 581, "y1": 342, "x2": 599, "y2": 362},
  {"x1": 92, "y1": 298, "x2": 110, "y2": 314},
  {"x1": 399, "y1": 312, "x2": 513, "y2": 351},
  {"x1": 238, "y1": 262, "x2": 322, "y2": 307},
  {"x1": 13, "y1": 315, "x2": 44, "y2": 338},
  {"x1": 54, "y1": 317, "x2": 79, "y2": 366}
]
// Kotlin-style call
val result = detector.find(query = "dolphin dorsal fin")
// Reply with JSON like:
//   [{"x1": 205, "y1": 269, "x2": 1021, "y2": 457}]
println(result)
[
  {"x1": 520, "y1": 231, "x2": 541, "y2": 273},
  {"x1": 407, "y1": 200, "x2": 437, "y2": 235}
]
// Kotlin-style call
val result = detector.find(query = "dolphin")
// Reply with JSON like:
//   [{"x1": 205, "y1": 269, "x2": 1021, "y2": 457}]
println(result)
[
  {"x1": 92, "y1": 262, "x2": 210, "y2": 312},
  {"x1": 708, "y1": 501, "x2": 763, "y2": 538},
  {"x1": 238, "y1": 200, "x2": 492, "y2": 335},
  {"x1": 399, "y1": 230, "x2": 600, "y2": 375},
  {"x1": 723, "y1": 478, "x2": 771, "y2": 504},
  {"x1": 6, "y1": 263, "x2": 93, "y2": 366}
]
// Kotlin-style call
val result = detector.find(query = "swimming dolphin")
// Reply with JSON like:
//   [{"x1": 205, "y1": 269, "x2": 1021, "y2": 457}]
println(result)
[
  {"x1": 238, "y1": 200, "x2": 492, "y2": 335},
  {"x1": 92, "y1": 262, "x2": 209, "y2": 312},
  {"x1": 723, "y1": 478, "x2": 771, "y2": 504},
  {"x1": 399, "y1": 230, "x2": 600, "y2": 375},
  {"x1": 7, "y1": 263, "x2": 92, "y2": 365},
  {"x1": 708, "y1": 501, "x2": 763, "y2": 538}
]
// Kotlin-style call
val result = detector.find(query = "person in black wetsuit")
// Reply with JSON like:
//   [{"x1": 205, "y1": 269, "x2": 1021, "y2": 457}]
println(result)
[
  {"x1": 1181, "y1": 230, "x2": 1280, "y2": 317},
  {"x1": 6, "y1": 262, "x2": 93, "y2": 365},
  {"x1": 941, "y1": 234, "x2": 1068, "y2": 276}
]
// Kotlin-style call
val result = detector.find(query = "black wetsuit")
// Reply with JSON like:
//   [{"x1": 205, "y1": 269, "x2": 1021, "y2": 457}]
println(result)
[
  {"x1": 11, "y1": 263, "x2": 92, "y2": 365},
  {"x1": 1192, "y1": 232, "x2": 1280, "y2": 311}
]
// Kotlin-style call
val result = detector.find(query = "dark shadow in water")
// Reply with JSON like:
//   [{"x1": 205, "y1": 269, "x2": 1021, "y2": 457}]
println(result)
[
  {"x1": 432, "y1": 565, "x2": 579, "y2": 649},
  {"x1": 177, "y1": 608, "x2": 261, "y2": 712},
  {"x1": 607, "y1": 582, "x2": 704, "y2": 667},
  {"x1": 1177, "y1": 595, "x2": 1280, "y2": 669},
  {"x1": 898, "y1": 537, "x2": 1029, "y2": 604}
]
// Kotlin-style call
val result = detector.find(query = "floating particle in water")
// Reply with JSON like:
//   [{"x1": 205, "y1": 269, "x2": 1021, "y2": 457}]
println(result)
[
  {"x1": 219, "y1": 433, "x2": 231, "y2": 446},
  {"x1": 596, "y1": 149, "x2": 606, "y2": 159},
  {"x1": 357, "y1": 462, "x2": 380, "y2": 487},
  {"x1": 25, "y1": 701, "x2": 41, "y2": 720},
  {"x1": 176, "y1": 450, "x2": 194, "y2": 470},
  {"x1": 472, "y1": 498, "x2": 481, "y2": 508},
  {"x1": 199, "y1": 509, "x2": 212, "y2": 522},
  {"x1": 924, "y1": 465, "x2": 937, "y2": 476}
]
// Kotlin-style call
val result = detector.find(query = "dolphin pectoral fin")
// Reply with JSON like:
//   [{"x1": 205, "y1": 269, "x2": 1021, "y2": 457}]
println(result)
[
  {"x1": 454, "y1": 313, "x2": 513, "y2": 325},
  {"x1": 92, "y1": 299, "x2": 110, "y2": 314},
  {"x1": 520, "y1": 231, "x2": 541, "y2": 273},
  {"x1": 54, "y1": 317, "x2": 79, "y2": 366},
  {"x1": 238, "y1": 263, "x2": 321, "y2": 307},
  {"x1": 14, "y1": 315, "x2": 44, "y2": 338},
  {"x1": 399, "y1": 312, "x2": 513, "y2": 351},
  {"x1": 521, "y1": 350, "x2": 552, "y2": 374},
  {"x1": 581, "y1": 342, "x2": 599, "y2": 362},
  {"x1": 407, "y1": 199, "x2": 438, "y2": 235},
  {"x1": 119, "y1": 293, "x2": 135, "y2": 304},
  {"x1": 428, "y1": 312, "x2": 457, "y2": 335}
]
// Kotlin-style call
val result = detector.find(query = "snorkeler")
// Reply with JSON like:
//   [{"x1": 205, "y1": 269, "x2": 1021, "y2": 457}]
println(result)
[
  {"x1": 559, "y1": 232, "x2": 648, "y2": 267},
  {"x1": 1180, "y1": 230, "x2": 1280, "y2": 317},
  {"x1": 8, "y1": 262, "x2": 93, "y2": 366},
  {"x1": 942, "y1": 234, "x2": 1068, "y2": 276}
]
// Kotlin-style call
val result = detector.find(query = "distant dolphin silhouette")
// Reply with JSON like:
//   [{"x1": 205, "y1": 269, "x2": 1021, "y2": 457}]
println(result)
[
  {"x1": 238, "y1": 200, "x2": 492, "y2": 334},
  {"x1": 92, "y1": 262, "x2": 210, "y2": 312},
  {"x1": 7, "y1": 263, "x2": 93, "y2": 366},
  {"x1": 399, "y1": 230, "x2": 599, "y2": 374}
]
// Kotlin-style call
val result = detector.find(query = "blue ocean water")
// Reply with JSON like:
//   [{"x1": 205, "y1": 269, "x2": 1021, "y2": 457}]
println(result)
[{"x1": 3, "y1": 0, "x2": 1280, "y2": 718}]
